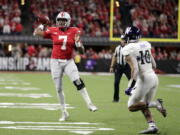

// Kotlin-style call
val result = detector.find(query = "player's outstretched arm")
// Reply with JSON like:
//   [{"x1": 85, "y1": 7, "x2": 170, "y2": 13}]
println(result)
[
  {"x1": 124, "y1": 55, "x2": 139, "y2": 95},
  {"x1": 33, "y1": 24, "x2": 45, "y2": 37}
]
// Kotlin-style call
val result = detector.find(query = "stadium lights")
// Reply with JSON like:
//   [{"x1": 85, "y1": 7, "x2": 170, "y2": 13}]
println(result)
[
  {"x1": 110, "y1": 0, "x2": 180, "y2": 42},
  {"x1": 21, "y1": 0, "x2": 25, "y2": 5},
  {"x1": 8, "y1": 44, "x2": 12, "y2": 52},
  {"x1": 115, "y1": 1, "x2": 120, "y2": 7}
]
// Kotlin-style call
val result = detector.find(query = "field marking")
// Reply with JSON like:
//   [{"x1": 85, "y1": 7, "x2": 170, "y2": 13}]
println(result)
[
  {"x1": 0, "y1": 79, "x2": 24, "y2": 82},
  {"x1": 0, "y1": 103, "x2": 74, "y2": 110},
  {"x1": 167, "y1": 84, "x2": 180, "y2": 88},
  {"x1": 69, "y1": 131, "x2": 93, "y2": 135},
  {"x1": 0, "y1": 121, "x2": 114, "y2": 135},
  {"x1": 0, "y1": 93, "x2": 52, "y2": 98},
  {"x1": 0, "y1": 82, "x2": 31, "y2": 85},
  {"x1": 0, "y1": 86, "x2": 40, "y2": 91},
  {"x1": 0, "y1": 121, "x2": 99, "y2": 125},
  {"x1": 160, "y1": 74, "x2": 180, "y2": 77}
]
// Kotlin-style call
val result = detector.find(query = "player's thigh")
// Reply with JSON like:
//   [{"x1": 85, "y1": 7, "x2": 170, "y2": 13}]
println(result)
[
  {"x1": 50, "y1": 59, "x2": 63, "y2": 79},
  {"x1": 128, "y1": 79, "x2": 146, "y2": 107},
  {"x1": 64, "y1": 59, "x2": 80, "y2": 82},
  {"x1": 144, "y1": 75, "x2": 159, "y2": 103}
]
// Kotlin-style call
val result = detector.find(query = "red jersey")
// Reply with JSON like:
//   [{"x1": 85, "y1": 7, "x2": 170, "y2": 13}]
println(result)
[{"x1": 44, "y1": 27, "x2": 80, "y2": 59}]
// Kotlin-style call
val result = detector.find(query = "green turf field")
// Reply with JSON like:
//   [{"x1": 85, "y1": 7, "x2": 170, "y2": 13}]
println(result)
[{"x1": 0, "y1": 72, "x2": 179, "y2": 135}]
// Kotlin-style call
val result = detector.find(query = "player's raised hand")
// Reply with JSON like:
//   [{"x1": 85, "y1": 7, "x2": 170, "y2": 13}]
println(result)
[
  {"x1": 75, "y1": 31, "x2": 81, "y2": 43},
  {"x1": 75, "y1": 31, "x2": 83, "y2": 48},
  {"x1": 33, "y1": 24, "x2": 45, "y2": 36}
]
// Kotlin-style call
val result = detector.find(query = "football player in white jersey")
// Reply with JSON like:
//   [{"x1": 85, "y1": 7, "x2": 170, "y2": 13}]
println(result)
[{"x1": 121, "y1": 26, "x2": 167, "y2": 134}]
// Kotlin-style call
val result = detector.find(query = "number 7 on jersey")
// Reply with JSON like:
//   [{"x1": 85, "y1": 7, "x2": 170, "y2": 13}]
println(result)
[{"x1": 58, "y1": 35, "x2": 67, "y2": 50}]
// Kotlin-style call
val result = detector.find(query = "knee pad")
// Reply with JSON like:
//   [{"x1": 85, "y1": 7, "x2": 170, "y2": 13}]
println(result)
[{"x1": 73, "y1": 78, "x2": 85, "y2": 90}]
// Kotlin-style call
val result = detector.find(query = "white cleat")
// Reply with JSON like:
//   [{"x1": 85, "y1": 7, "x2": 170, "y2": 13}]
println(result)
[
  {"x1": 88, "y1": 103, "x2": 98, "y2": 112},
  {"x1": 59, "y1": 111, "x2": 69, "y2": 121},
  {"x1": 139, "y1": 126, "x2": 158, "y2": 134}
]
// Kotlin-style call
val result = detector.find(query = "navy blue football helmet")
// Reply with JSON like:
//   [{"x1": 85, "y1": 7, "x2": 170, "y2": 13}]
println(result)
[{"x1": 124, "y1": 26, "x2": 141, "y2": 43}]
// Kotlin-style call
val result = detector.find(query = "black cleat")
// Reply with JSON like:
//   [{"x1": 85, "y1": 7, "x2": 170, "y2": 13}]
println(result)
[
  {"x1": 112, "y1": 100, "x2": 119, "y2": 103},
  {"x1": 156, "y1": 99, "x2": 167, "y2": 117}
]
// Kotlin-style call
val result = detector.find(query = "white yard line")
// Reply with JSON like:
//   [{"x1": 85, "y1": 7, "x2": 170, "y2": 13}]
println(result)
[
  {"x1": 167, "y1": 84, "x2": 180, "y2": 88},
  {"x1": 0, "y1": 126, "x2": 114, "y2": 131},
  {"x1": 0, "y1": 121, "x2": 114, "y2": 135},
  {"x1": 0, "y1": 93, "x2": 52, "y2": 98},
  {"x1": 0, "y1": 86, "x2": 40, "y2": 91},
  {"x1": 0, "y1": 82, "x2": 31, "y2": 85},
  {"x1": 0, "y1": 103, "x2": 74, "y2": 110},
  {"x1": 0, "y1": 121, "x2": 99, "y2": 125}
]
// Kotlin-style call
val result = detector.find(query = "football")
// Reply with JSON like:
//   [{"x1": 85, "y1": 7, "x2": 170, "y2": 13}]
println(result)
[{"x1": 37, "y1": 14, "x2": 50, "y2": 24}]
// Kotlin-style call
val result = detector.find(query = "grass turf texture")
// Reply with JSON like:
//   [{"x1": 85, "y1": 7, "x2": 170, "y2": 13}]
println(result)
[{"x1": 0, "y1": 72, "x2": 179, "y2": 135}]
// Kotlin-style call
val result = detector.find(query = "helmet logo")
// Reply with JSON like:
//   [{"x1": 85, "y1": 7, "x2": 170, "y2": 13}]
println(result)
[
  {"x1": 61, "y1": 12, "x2": 65, "y2": 17},
  {"x1": 125, "y1": 27, "x2": 131, "y2": 34}
]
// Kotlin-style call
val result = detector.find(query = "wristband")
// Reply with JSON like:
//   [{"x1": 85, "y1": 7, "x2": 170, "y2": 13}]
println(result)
[
  {"x1": 130, "y1": 80, "x2": 136, "y2": 88},
  {"x1": 128, "y1": 79, "x2": 136, "y2": 88},
  {"x1": 75, "y1": 41, "x2": 82, "y2": 47}
]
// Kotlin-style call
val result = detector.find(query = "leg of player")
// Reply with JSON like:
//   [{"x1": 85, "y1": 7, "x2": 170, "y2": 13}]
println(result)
[
  {"x1": 139, "y1": 108, "x2": 158, "y2": 134},
  {"x1": 73, "y1": 79, "x2": 98, "y2": 112},
  {"x1": 148, "y1": 99, "x2": 167, "y2": 117},
  {"x1": 65, "y1": 59, "x2": 98, "y2": 112},
  {"x1": 53, "y1": 77, "x2": 69, "y2": 121},
  {"x1": 51, "y1": 59, "x2": 69, "y2": 121},
  {"x1": 146, "y1": 85, "x2": 167, "y2": 117},
  {"x1": 128, "y1": 102, "x2": 147, "y2": 112}
]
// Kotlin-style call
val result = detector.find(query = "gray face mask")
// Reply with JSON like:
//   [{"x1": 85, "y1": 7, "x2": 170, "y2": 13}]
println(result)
[{"x1": 56, "y1": 18, "x2": 68, "y2": 27}]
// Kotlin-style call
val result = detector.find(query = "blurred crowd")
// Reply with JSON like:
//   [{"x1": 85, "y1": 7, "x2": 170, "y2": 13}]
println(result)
[
  {"x1": 0, "y1": 0, "x2": 23, "y2": 35},
  {"x1": 0, "y1": 44, "x2": 180, "y2": 61},
  {"x1": 31, "y1": 0, "x2": 110, "y2": 37},
  {"x1": 0, "y1": 0, "x2": 178, "y2": 38},
  {"x1": 127, "y1": 0, "x2": 178, "y2": 38}
]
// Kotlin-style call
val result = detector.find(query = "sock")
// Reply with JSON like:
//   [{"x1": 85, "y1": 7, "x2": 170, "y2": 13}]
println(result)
[
  {"x1": 79, "y1": 87, "x2": 92, "y2": 105},
  {"x1": 148, "y1": 101, "x2": 157, "y2": 108},
  {"x1": 148, "y1": 121, "x2": 156, "y2": 128}
]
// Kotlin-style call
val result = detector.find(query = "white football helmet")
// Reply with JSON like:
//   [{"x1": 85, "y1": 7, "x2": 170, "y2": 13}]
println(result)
[{"x1": 56, "y1": 12, "x2": 71, "y2": 28}]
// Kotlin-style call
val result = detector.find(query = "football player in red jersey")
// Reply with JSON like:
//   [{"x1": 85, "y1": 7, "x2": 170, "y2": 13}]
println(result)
[{"x1": 34, "y1": 12, "x2": 98, "y2": 121}]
